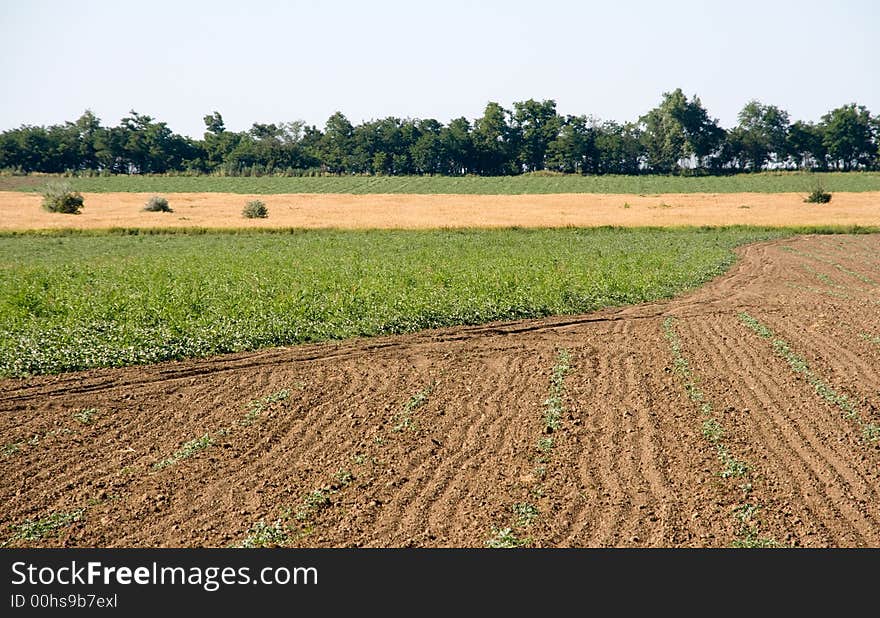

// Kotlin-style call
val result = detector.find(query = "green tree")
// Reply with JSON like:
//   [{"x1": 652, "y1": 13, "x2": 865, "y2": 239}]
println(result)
[
  {"x1": 203, "y1": 111, "x2": 226, "y2": 135},
  {"x1": 546, "y1": 115, "x2": 597, "y2": 173},
  {"x1": 727, "y1": 100, "x2": 790, "y2": 171},
  {"x1": 640, "y1": 89, "x2": 688, "y2": 173},
  {"x1": 70, "y1": 110, "x2": 103, "y2": 170},
  {"x1": 640, "y1": 89, "x2": 724, "y2": 173},
  {"x1": 511, "y1": 99, "x2": 561, "y2": 172},
  {"x1": 473, "y1": 102, "x2": 515, "y2": 175},
  {"x1": 411, "y1": 119, "x2": 445, "y2": 175},
  {"x1": 595, "y1": 121, "x2": 643, "y2": 174},
  {"x1": 440, "y1": 117, "x2": 474, "y2": 175},
  {"x1": 820, "y1": 103, "x2": 877, "y2": 170},
  {"x1": 786, "y1": 120, "x2": 827, "y2": 170},
  {"x1": 201, "y1": 111, "x2": 241, "y2": 171},
  {"x1": 319, "y1": 112, "x2": 354, "y2": 173}
]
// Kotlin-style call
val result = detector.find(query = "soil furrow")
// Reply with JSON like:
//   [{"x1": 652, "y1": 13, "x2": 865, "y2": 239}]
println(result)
[{"x1": 702, "y1": 316, "x2": 877, "y2": 545}]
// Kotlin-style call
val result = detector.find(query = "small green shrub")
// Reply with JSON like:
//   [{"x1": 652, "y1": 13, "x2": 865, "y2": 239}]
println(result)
[
  {"x1": 804, "y1": 185, "x2": 832, "y2": 203},
  {"x1": 485, "y1": 527, "x2": 529, "y2": 548},
  {"x1": 143, "y1": 195, "x2": 172, "y2": 212},
  {"x1": 41, "y1": 182, "x2": 84, "y2": 214},
  {"x1": 242, "y1": 200, "x2": 268, "y2": 218}
]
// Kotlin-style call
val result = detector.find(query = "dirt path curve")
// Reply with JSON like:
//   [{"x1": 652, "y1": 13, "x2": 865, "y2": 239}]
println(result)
[{"x1": 2, "y1": 234, "x2": 880, "y2": 547}]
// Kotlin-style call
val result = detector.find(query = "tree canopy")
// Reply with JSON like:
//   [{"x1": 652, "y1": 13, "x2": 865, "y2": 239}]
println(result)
[{"x1": 1, "y1": 94, "x2": 878, "y2": 176}]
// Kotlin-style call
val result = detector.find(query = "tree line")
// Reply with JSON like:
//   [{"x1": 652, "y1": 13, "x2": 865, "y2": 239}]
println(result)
[{"x1": 1, "y1": 89, "x2": 878, "y2": 176}]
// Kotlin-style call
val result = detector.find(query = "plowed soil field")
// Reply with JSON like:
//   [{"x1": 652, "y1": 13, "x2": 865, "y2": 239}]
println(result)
[
  {"x1": 2, "y1": 191, "x2": 879, "y2": 229},
  {"x1": 2, "y1": 234, "x2": 880, "y2": 547}
]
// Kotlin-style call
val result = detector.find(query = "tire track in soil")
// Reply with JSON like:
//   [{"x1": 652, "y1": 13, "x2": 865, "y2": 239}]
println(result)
[
  {"x1": 550, "y1": 343, "x2": 600, "y2": 545},
  {"x1": 404, "y1": 353, "x2": 539, "y2": 547},
  {"x1": 554, "y1": 322, "x2": 724, "y2": 547},
  {"x1": 569, "y1": 326, "x2": 619, "y2": 546},
  {"x1": 813, "y1": 239, "x2": 880, "y2": 269},
  {"x1": 582, "y1": 320, "x2": 639, "y2": 547},
  {"x1": 355, "y1": 358, "x2": 495, "y2": 546},
  {"x1": 311, "y1": 349, "x2": 507, "y2": 546},
  {"x1": 209, "y1": 359, "x2": 423, "y2": 547},
  {"x1": 599, "y1": 319, "x2": 664, "y2": 547},
  {"x1": 374, "y1": 356, "x2": 528, "y2": 546},
  {"x1": 737, "y1": 313, "x2": 880, "y2": 473},
  {"x1": 625, "y1": 328, "x2": 678, "y2": 546},
  {"x1": 735, "y1": 316, "x2": 880, "y2": 517},
  {"x1": 632, "y1": 324, "x2": 725, "y2": 546},
  {"x1": 80, "y1": 362, "x2": 393, "y2": 546},
  {"x1": 321, "y1": 364, "x2": 460, "y2": 546},
  {"x1": 1, "y1": 374, "x2": 250, "y2": 534},
  {"x1": 679, "y1": 315, "x2": 836, "y2": 546}
]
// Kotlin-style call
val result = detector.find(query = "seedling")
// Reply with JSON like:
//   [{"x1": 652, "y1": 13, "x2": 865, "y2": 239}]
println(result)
[
  {"x1": 235, "y1": 519, "x2": 290, "y2": 548},
  {"x1": 295, "y1": 490, "x2": 331, "y2": 522},
  {"x1": 333, "y1": 469, "x2": 354, "y2": 487},
  {"x1": 4, "y1": 509, "x2": 84, "y2": 545},
  {"x1": 153, "y1": 433, "x2": 214, "y2": 470},
  {"x1": 717, "y1": 446, "x2": 749, "y2": 478},
  {"x1": 512, "y1": 503, "x2": 539, "y2": 527},
  {"x1": 485, "y1": 527, "x2": 530, "y2": 548},
  {"x1": 392, "y1": 384, "x2": 433, "y2": 432},
  {"x1": 73, "y1": 408, "x2": 98, "y2": 425},
  {"x1": 543, "y1": 349, "x2": 571, "y2": 432},
  {"x1": 241, "y1": 388, "x2": 290, "y2": 425},
  {"x1": 731, "y1": 503, "x2": 778, "y2": 548},
  {"x1": 2, "y1": 441, "x2": 22, "y2": 457}
]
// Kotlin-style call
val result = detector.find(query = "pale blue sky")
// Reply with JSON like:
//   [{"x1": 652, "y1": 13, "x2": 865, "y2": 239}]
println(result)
[{"x1": 1, "y1": 0, "x2": 877, "y2": 137}]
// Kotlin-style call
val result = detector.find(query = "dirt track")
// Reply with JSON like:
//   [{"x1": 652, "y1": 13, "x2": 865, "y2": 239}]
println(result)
[
  {"x1": 2, "y1": 191, "x2": 879, "y2": 229},
  {"x1": 2, "y1": 234, "x2": 880, "y2": 547}
]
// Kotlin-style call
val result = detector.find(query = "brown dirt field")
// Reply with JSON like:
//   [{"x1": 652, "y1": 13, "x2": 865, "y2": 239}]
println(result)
[
  {"x1": 1, "y1": 191, "x2": 879, "y2": 229},
  {"x1": 2, "y1": 234, "x2": 880, "y2": 548}
]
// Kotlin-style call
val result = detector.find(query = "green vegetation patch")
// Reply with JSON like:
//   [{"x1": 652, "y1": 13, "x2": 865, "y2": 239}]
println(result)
[
  {"x1": 235, "y1": 519, "x2": 291, "y2": 548},
  {"x1": 543, "y1": 349, "x2": 571, "y2": 433},
  {"x1": 241, "y1": 389, "x2": 290, "y2": 425},
  {"x1": 4, "y1": 509, "x2": 85, "y2": 545},
  {"x1": 485, "y1": 527, "x2": 531, "y2": 549},
  {"x1": 153, "y1": 433, "x2": 215, "y2": 470},
  {"x1": 0, "y1": 227, "x2": 793, "y2": 377},
  {"x1": 860, "y1": 333, "x2": 880, "y2": 346},
  {"x1": 73, "y1": 407, "x2": 98, "y2": 425},
  {"x1": 8, "y1": 172, "x2": 880, "y2": 195},
  {"x1": 392, "y1": 385, "x2": 433, "y2": 432}
]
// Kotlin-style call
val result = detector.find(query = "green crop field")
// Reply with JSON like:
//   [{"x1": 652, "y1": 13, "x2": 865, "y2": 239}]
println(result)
[
  {"x1": 0, "y1": 226, "x2": 830, "y2": 378},
  {"x1": 2, "y1": 172, "x2": 880, "y2": 194}
]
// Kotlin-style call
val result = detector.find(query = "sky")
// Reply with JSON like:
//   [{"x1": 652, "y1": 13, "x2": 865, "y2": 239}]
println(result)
[{"x1": 1, "y1": 0, "x2": 878, "y2": 138}]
